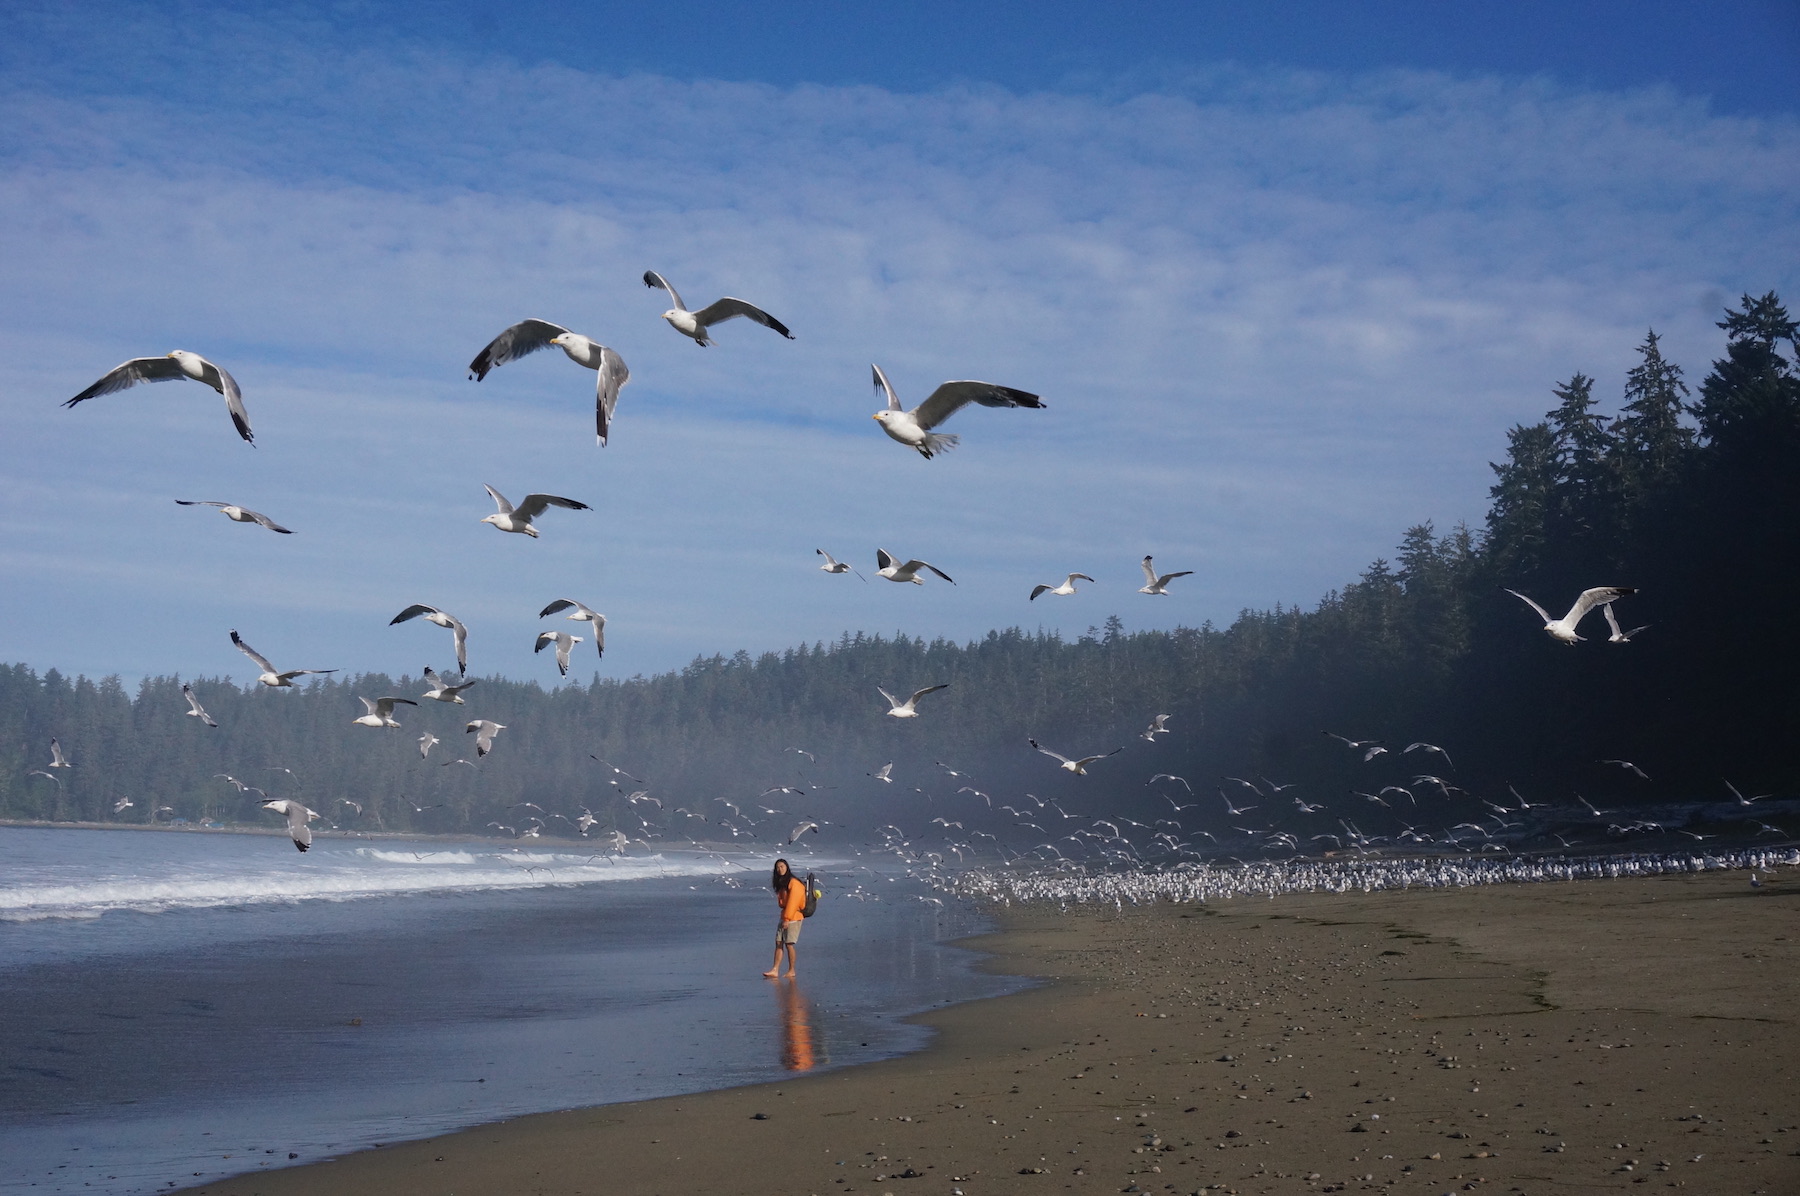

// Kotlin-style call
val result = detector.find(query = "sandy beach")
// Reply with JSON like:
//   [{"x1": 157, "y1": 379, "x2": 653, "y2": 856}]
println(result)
[{"x1": 179, "y1": 866, "x2": 1798, "y2": 1196}]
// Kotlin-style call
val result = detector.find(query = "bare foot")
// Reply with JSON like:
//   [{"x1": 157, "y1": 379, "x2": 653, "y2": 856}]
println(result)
[{"x1": 762, "y1": 969, "x2": 780, "y2": 978}]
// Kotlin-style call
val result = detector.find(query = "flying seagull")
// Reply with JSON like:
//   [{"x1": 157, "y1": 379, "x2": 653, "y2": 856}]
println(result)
[
  {"x1": 47, "y1": 737, "x2": 74, "y2": 768},
  {"x1": 1028, "y1": 739, "x2": 1125, "y2": 775},
  {"x1": 1030, "y1": 573, "x2": 1095, "y2": 601},
  {"x1": 876, "y1": 548, "x2": 954, "y2": 585},
  {"x1": 418, "y1": 733, "x2": 440, "y2": 759},
  {"x1": 1141, "y1": 714, "x2": 1172, "y2": 741},
  {"x1": 1503, "y1": 586, "x2": 1637, "y2": 644},
  {"x1": 230, "y1": 630, "x2": 337, "y2": 688},
  {"x1": 534, "y1": 630, "x2": 584, "y2": 676},
  {"x1": 1599, "y1": 758, "x2": 1649, "y2": 780},
  {"x1": 181, "y1": 684, "x2": 218, "y2": 727},
  {"x1": 113, "y1": 796, "x2": 133, "y2": 813},
  {"x1": 352, "y1": 696, "x2": 418, "y2": 729},
  {"x1": 481, "y1": 484, "x2": 590, "y2": 537},
  {"x1": 879, "y1": 684, "x2": 950, "y2": 719},
  {"x1": 467, "y1": 319, "x2": 630, "y2": 445},
  {"x1": 1403, "y1": 742, "x2": 1454, "y2": 770},
  {"x1": 868, "y1": 762, "x2": 894, "y2": 783},
  {"x1": 262, "y1": 799, "x2": 318, "y2": 852},
  {"x1": 174, "y1": 500, "x2": 290, "y2": 533},
  {"x1": 65, "y1": 351, "x2": 254, "y2": 444},
  {"x1": 1603, "y1": 602, "x2": 1651, "y2": 643},
  {"x1": 1138, "y1": 556, "x2": 1193, "y2": 595},
  {"x1": 466, "y1": 719, "x2": 506, "y2": 757},
  {"x1": 390, "y1": 604, "x2": 469, "y2": 673},
  {"x1": 816, "y1": 549, "x2": 867, "y2": 582},
  {"x1": 869, "y1": 363, "x2": 1043, "y2": 458},
  {"x1": 641, "y1": 271, "x2": 793, "y2": 346},
  {"x1": 538, "y1": 599, "x2": 606, "y2": 658},
  {"x1": 788, "y1": 820, "x2": 821, "y2": 844},
  {"x1": 421, "y1": 665, "x2": 477, "y2": 704}
]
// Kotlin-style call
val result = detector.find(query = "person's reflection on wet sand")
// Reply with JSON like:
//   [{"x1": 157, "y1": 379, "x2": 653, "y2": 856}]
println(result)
[{"x1": 777, "y1": 978, "x2": 823, "y2": 1072}]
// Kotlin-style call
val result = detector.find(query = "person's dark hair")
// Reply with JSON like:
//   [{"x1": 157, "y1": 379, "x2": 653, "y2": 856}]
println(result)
[{"x1": 771, "y1": 858, "x2": 794, "y2": 892}]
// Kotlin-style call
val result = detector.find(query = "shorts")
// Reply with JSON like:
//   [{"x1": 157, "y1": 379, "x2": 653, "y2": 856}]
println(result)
[{"x1": 777, "y1": 919, "x2": 802, "y2": 944}]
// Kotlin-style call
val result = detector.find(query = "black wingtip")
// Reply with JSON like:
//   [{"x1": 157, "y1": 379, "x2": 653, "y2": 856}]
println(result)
[{"x1": 294, "y1": 841, "x2": 309, "y2": 852}]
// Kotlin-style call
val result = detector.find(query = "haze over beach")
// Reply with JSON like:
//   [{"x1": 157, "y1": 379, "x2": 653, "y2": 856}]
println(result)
[{"x1": 1, "y1": 3, "x2": 1797, "y2": 1194}]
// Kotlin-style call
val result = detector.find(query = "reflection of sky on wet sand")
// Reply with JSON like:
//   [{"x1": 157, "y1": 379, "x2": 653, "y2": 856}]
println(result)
[{"x1": 778, "y1": 979, "x2": 823, "y2": 1072}]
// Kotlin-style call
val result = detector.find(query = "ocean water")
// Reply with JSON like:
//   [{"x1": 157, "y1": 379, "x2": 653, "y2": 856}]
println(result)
[{"x1": 0, "y1": 826, "x2": 1017, "y2": 1196}]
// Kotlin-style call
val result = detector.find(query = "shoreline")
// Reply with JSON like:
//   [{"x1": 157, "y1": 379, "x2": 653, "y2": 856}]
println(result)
[{"x1": 178, "y1": 865, "x2": 1798, "y2": 1196}]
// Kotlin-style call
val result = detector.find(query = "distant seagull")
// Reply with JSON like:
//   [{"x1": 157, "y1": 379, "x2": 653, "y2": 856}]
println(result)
[
  {"x1": 816, "y1": 549, "x2": 867, "y2": 582},
  {"x1": 46, "y1": 737, "x2": 74, "y2": 769},
  {"x1": 1575, "y1": 793, "x2": 1611, "y2": 817},
  {"x1": 466, "y1": 719, "x2": 506, "y2": 757},
  {"x1": 1138, "y1": 556, "x2": 1193, "y2": 595},
  {"x1": 181, "y1": 684, "x2": 218, "y2": 727},
  {"x1": 1603, "y1": 602, "x2": 1651, "y2": 643},
  {"x1": 787, "y1": 820, "x2": 821, "y2": 844},
  {"x1": 869, "y1": 363, "x2": 1043, "y2": 458},
  {"x1": 1724, "y1": 779, "x2": 1770, "y2": 806},
  {"x1": 1147, "y1": 772, "x2": 1192, "y2": 793},
  {"x1": 1028, "y1": 739, "x2": 1124, "y2": 776},
  {"x1": 420, "y1": 665, "x2": 477, "y2": 704},
  {"x1": 1030, "y1": 573, "x2": 1095, "y2": 601},
  {"x1": 230, "y1": 631, "x2": 337, "y2": 688},
  {"x1": 538, "y1": 599, "x2": 606, "y2": 658},
  {"x1": 876, "y1": 549, "x2": 954, "y2": 585},
  {"x1": 418, "y1": 732, "x2": 440, "y2": 759},
  {"x1": 28, "y1": 769, "x2": 62, "y2": 786},
  {"x1": 1141, "y1": 714, "x2": 1172, "y2": 742},
  {"x1": 174, "y1": 500, "x2": 290, "y2": 533},
  {"x1": 641, "y1": 270, "x2": 794, "y2": 346},
  {"x1": 338, "y1": 798, "x2": 363, "y2": 816},
  {"x1": 65, "y1": 351, "x2": 253, "y2": 444},
  {"x1": 1323, "y1": 731, "x2": 1383, "y2": 752},
  {"x1": 353, "y1": 696, "x2": 417, "y2": 729},
  {"x1": 113, "y1": 796, "x2": 133, "y2": 813},
  {"x1": 1403, "y1": 742, "x2": 1454, "y2": 770},
  {"x1": 481, "y1": 484, "x2": 590, "y2": 538},
  {"x1": 534, "y1": 630, "x2": 584, "y2": 676},
  {"x1": 1362, "y1": 744, "x2": 1389, "y2": 762},
  {"x1": 262, "y1": 799, "x2": 318, "y2": 852},
  {"x1": 1503, "y1": 586, "x2": 1637, "y2": 643},
  {"x1": 390, "y1": 605, "x2": 469, "y2": 673},
  {"x1": 1599, "y1": 758, "x2": 1649, "y2": 780},
  {"x1": 879, "y1": 684, "x2": 950, "y2": 719},
  {"x1": 869, "y1": 762, "x2": 895, "y2": 783},
  {"x1": 467, "y1": 319, "x2": 630, "y2": 445}
]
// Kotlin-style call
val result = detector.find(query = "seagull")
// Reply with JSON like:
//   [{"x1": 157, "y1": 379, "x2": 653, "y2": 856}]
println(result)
[
  {"x1": 230, "y1": 630, "x2": 337, "y2": 688},
  {"x1": 389, "y1": 605, "x2": 469, "y2": 673},
  {"x1": 640, "y1": 271, "x2": 793, "y2": 346},
  {"x1": 353, "y1": 696, "x2": 417, "y2": 729},
  {"x1": 1724, "y1": 780, "x2": 1770, "y2": 807},
  {"x1": 420, "y1": 665, "x2": 477, "y2": 704},
  {"x1": 418, "y1": 732, "x2": 440, "y2": 759},
  {"x1": 1138, "y1": 555, "x2": 1193, "y2": 595},
  {"x1": 876, "y1": 549, "x2": 954, "y2": 585},
  {"x1": 868, "y1": 363, "x2": 1044, "y2": 458},
  {"x1": 1599, "y1": 759, "x2": 1649, "y2": 780},
  {"x1": 869, "y1": 762, "x2": 894, "y2": 783},
  {"x1": 481, "y1": 484, "x2": 590, "y2": 537},
  {"x1": 1362, "y1": 744, "x2": 1390, "y2": 762},
  {"x1": 1030, "y1": 573, "x2": 1095, "y2": 601},
  {"x1": 28, "y1": 769, "x2": 62, "y2": 786},
  {"x1": 879, "y1": 684, "x2": 950, "y2": 718},
  {"x1": 787, "y1": 820, "x2": 821, "y2": 844},
  {"x1": 1323, "y1": 731, "x2": 1383, "y2": 752},
  {"x1": 181, "y1": 683, "x2": 218, "y2": 727},
  {"x1": 466, "y1": 719, "x2": 506, "y2": 757},
  {"x1": 467, "y1": 320, "x2": 630, "y2": 445},
  {"x1": 816, "y1": 549, "x2": 867, "y2": 581},
  {"x1": 65, "y1": 351, "x2": 253, "y2": 443},
  {"x1": 337, "y1": 798, "x2": 363, "y2": 817},
  {"x1": 538, "y1": 599, "x2": 606, "y2": 658},
  {"x1": 113, "y1": 796, "x2": 133, "y2": 813},
  {"x1": 1403, "y1": 742, "x2": 1454, "y2": 770},
  {"x1": 1137, "y1": 714, "x2": 1173, "y2": 742},
  {"x1": 534, "y1": 630, "x2": 584, "y2": 676},
  {"x1": 262, "y1": 799, "x2": 318, "y2": 852},
  {"x1": 47, "y1": 738, "x2": 74, "y2": 768},
  {"x1": 1602, "y1": 602, "x2": 1651, "y2": 643},
  {"x1": 174, "y1": 500, "x2": 290, "y2": 533},
  {"x1": 1503, "y1": 586, "x2": 1637, "y2": 643},
  {"x1": 1028, "y1": 739, "x2": 1124, "y2": 775}
]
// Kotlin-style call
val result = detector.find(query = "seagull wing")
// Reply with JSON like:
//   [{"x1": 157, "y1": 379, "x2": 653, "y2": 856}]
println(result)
[
  {"x1": 375, "y1": 697, "x2": 417, "y2": 716},
  {"x1": 1502, "y1": 588, "x2": 1553, "y2": 622},
  {"x1": 358, "y1": 697, "x2": 379, "y2": 716},
  {"x1": 242, "y1": 508, "x2": 291, "y2": 533},
  {"x1": 540, "y1": 598, "x2": 587, "y2": 618},
  {"x1": 906, "y1": 560, "x2": 955, "y2": 584},
  {"x1": 1156, "y1": 570, "x2": 1194, "y2": 586},
  {"x1": 1029, "y1": 739, "x2": 1072, "y2": 765},
  {"x1": 483, "y1": 484, "x2": 514, "y2": 516},
  {"x1": 871, "y1": 364, "x2": 904, "y2": 412},
  {"x1": 876, "y1": 687, "x2": 902, "y2": 709},
  {"x1": 1029, "y1": 584, "x2": 1052, "y2": 601},
  {"x1": 448, "y1": 616, "x2": 468, "y2": 673},
  {"x1": 194, "y1": 358, "x2": 252, "y2": 443},
  {"x1": 229, "y1": 630, "x2": 278, "y2": 675},
  {"x1": 513, "y1": 493, "x2": 591, "y2": 520},
  {"x1": 1565, "y1": 586, "x2": 1635, "y2": 626},
  {"x1": 468, "y1": 319, "x2": 571, "y2": 380},
  {"x1": 182, "y1": 684, "x2": 218, "y2": 726},
  {"x1": 641, "y1": 271, "x2": 686, "y2": 312},
  {"x1": 907, "y1": 684, "x2": 950, "y2": 707},
  {"x1": 876, "y1": 548, "x2": 897, "y2": 571},
  {"x1": 65, "y1": 356, "x2": 187, "y2": 405},
  {"x1": 390, "y1": 604, "x2": 440, "y2": 625},
  {"x1": 589, "y1": 614, "x2": 606, "y2": 658},
  {"x1": 690, "y1": 297, "x2": 794, "y2": 338},
  {"x1": 912, "y1": 381, "x2": 1043, "y2": 430},
  {"x1": 1141, "y1": 556, "x2": 1159, "y2": 586},
  {"x1": 594, "y1": 345, "x2": 629, "y2": 445}
]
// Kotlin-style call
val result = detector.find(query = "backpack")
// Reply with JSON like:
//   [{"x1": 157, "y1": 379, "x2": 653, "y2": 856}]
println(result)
[{"x1": 801, "y1": 872, "x2": 820, "y2": 918}]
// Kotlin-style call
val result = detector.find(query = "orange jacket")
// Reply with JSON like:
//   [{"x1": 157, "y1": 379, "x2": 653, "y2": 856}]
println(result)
[{"x1": 778, "y1": 874, "x2": 807, "y2": 922}]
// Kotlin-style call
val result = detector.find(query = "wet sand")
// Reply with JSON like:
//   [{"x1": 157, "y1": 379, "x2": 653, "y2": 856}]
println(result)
[{"x1": 181, "y1": 867, "x2": 1798, "y2": 1196}]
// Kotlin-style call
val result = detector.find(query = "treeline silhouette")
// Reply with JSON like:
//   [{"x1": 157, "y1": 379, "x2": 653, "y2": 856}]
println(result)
[{"x1": 2, "y1": 294, "x2": 1794, "y2": 854}]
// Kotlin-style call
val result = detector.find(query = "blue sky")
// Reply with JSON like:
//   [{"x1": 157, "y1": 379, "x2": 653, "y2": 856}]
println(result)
[{"x1": 1, "y1": 2, "x2": 1796, "y2": 689}]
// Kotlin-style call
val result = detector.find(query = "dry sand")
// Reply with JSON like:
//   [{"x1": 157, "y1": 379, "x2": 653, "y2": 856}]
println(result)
[{"x1": 181, "y1": 867, "x2": 1798, "y2": 1196}]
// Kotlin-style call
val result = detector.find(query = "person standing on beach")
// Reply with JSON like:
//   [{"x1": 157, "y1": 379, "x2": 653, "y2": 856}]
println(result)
[{"x1": 763, "y1": 858, "x2": 807, "y2": 978}]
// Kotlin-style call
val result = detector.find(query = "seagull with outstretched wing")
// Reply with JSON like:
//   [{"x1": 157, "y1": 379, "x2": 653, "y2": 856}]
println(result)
[
  {"x1": 175, "y1": 500, "x2": 290, "y2": 533},
  {"x1": 467, "y1": 319, "x2": 630, "y2": 445},
  {"x1": 181, "y1": 684, "x2": 218, "y2": 727},
  {"x1": 539, "y1": 599, "x2": 606, "y2": 658},
  {"x1": 879, "y1": 684, "x2": 950, "y2": 719},
  {"x1": 1138, "y1": 555, "x2": 1193, "y2": 595},
  {"x1": 66, "y1": 351, "x2": 254, "y2": 444},
  {"x1": 421, "y1": 665, "x2": 477, "y2": 704},
  {"x1": 535, "y1": 630, "x2": 584, "y2": 676},
  {"x1": 230, "y1": 630, "x2": 336, "y2": 688},
  {"x1": 481, "y1": 484, "x2": 590, "y2": 538},
  {"x1": 391, "y1": 604, "x2": 469, "y2": 673},
  {"x1": 642, "y1": 271, "x2": 793, "y2": 346},
  {"x1": 876, "y1": 548, "x2": 954, "y2": 585},
  {"x1": 1028, "y1": 738, "x2": 1124, "y2": 776},
  {"x1": 869, "y1": 363, "x2": 1044, "y2": 458},
  {"x1": 1503, "y1": 586, "x2": 1637, "y2": 643}
]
